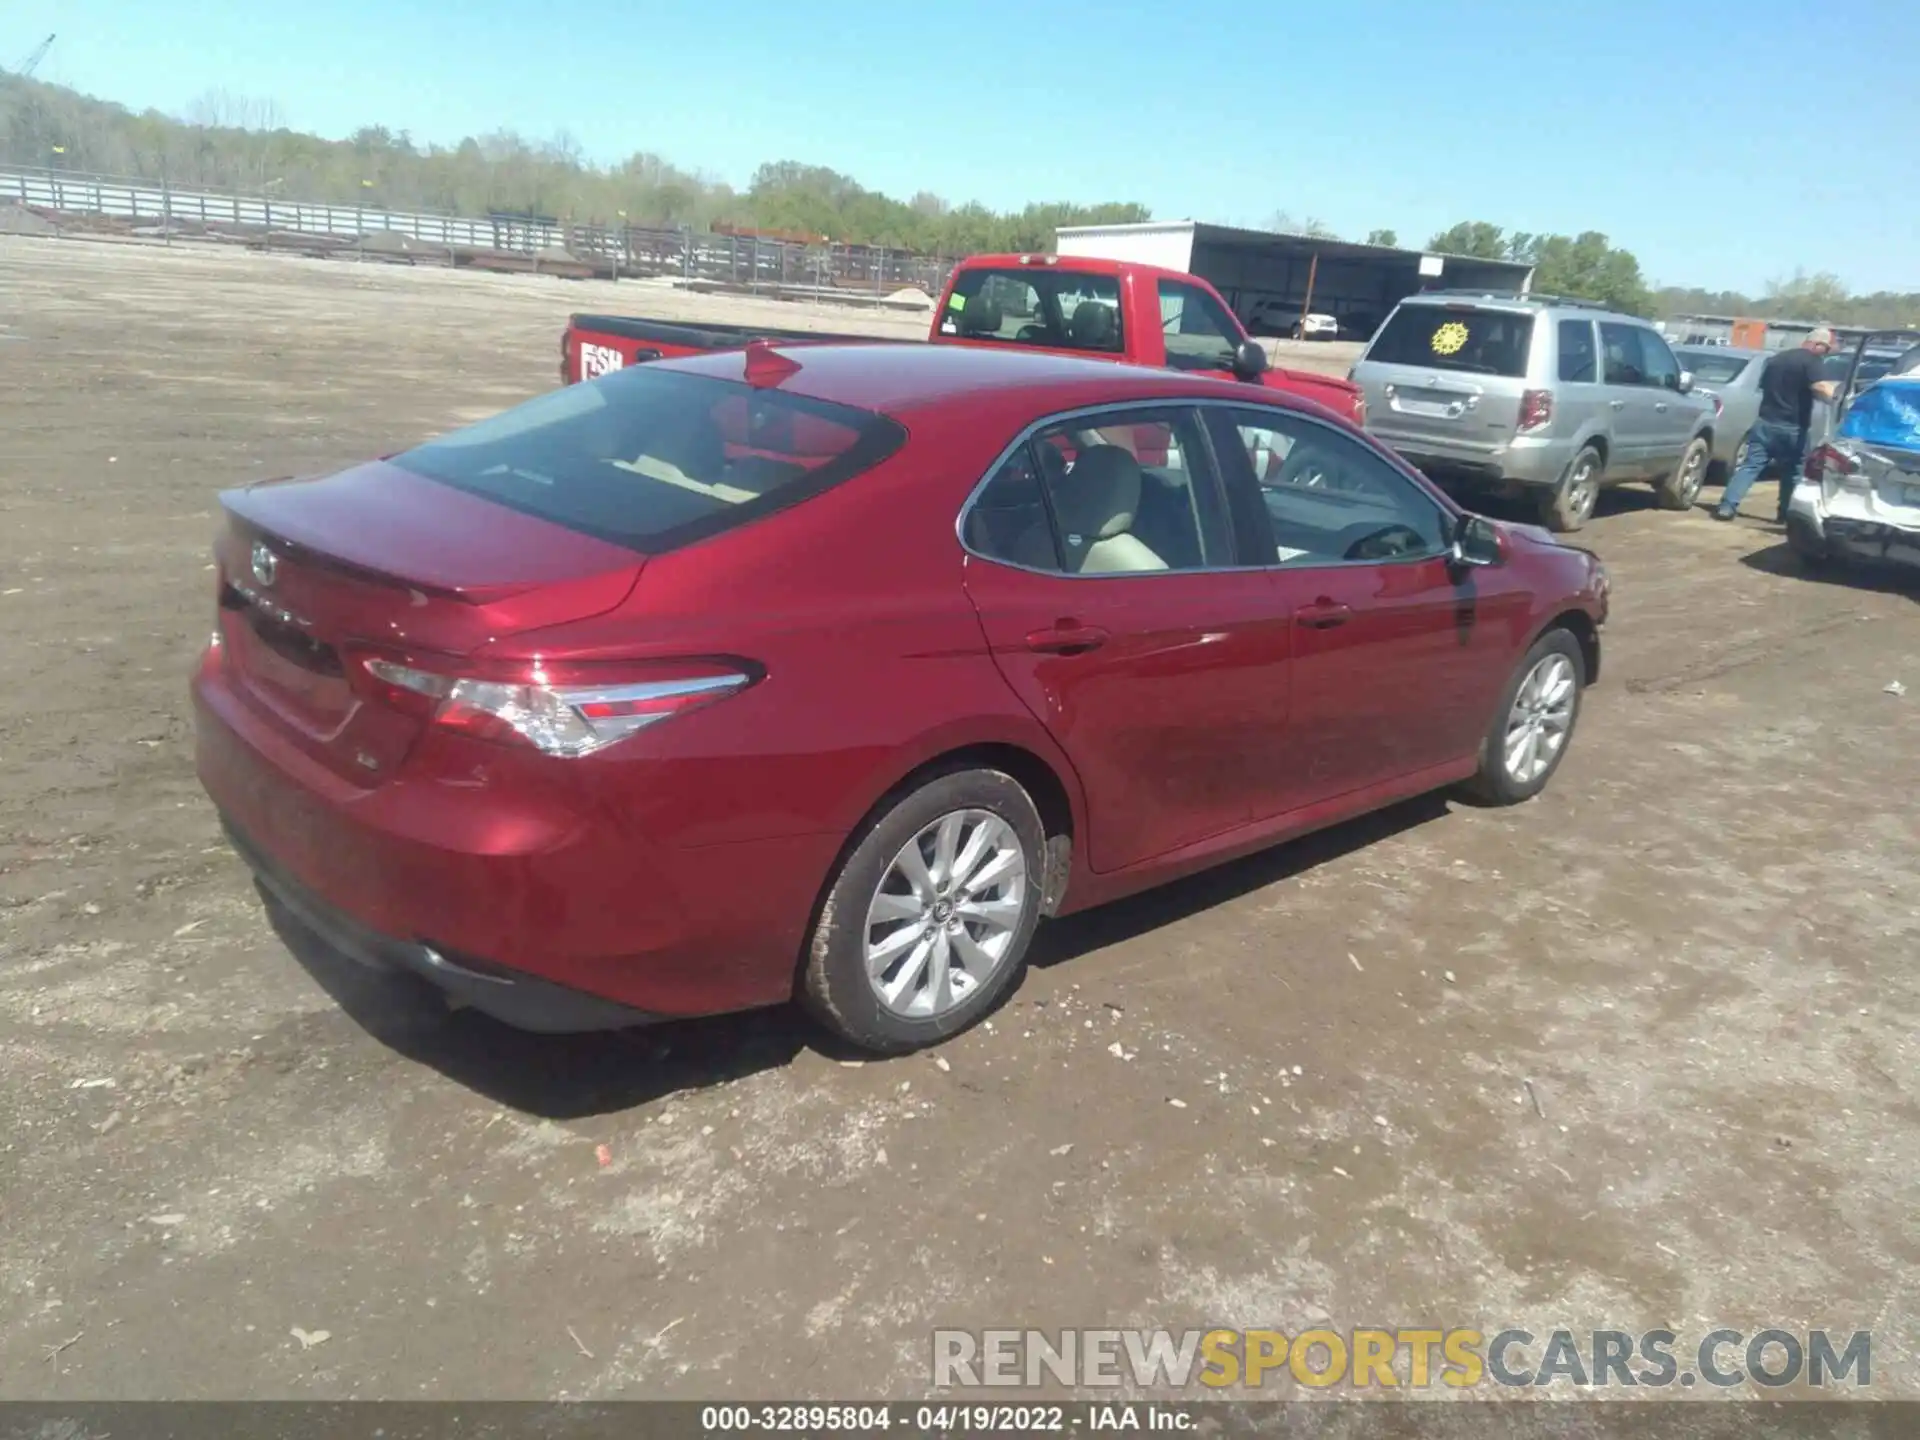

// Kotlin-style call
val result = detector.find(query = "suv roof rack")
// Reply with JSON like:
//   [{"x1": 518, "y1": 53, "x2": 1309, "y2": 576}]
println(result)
[{"x1": 1416, "y1": 289, "x2": 1608, "y2": 310}]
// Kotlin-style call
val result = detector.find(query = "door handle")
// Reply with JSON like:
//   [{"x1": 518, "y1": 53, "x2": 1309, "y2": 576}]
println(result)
[
  {"x1": 1296, "y1": 600, "x2": 1353, "y2": 630},
  {"x1": 1025, "y1": 623, "x2": 1109, "y2": 655},
  {"x1": 1609, "y1": 399, "x2": 1627, "y2": 410},
  {"x1": 1655, "y1": 402, "x2": 1670, "y2": 412}
]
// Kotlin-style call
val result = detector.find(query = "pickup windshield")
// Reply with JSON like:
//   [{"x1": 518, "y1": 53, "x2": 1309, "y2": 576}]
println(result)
[
  {"x1": 1367, "y1": 304, "x2": 1534, "y2": 378},
  {"x1": 393, "y1": 367, "x2": 905, "y2": 552},
  {"x1": 938, "y1": 267, "x2": 1125, "y2": 355}
]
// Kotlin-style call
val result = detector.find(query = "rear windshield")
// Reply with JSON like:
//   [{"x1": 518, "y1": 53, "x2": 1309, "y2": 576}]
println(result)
[
  {"x1": 1366, "y1": 304, "x2": 1535, "y2": 378},
  {"x1": 392, "y1": 367, "x2": 906, "y2": 551},
  {"x1": 937, "y1": 267, "x2": 1125, "y2": 355},
  {"x1": 1675, "y1": 351, "x2": 1753, "y2": 384}
]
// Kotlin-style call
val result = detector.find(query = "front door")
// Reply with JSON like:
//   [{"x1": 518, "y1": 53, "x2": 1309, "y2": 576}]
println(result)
[
  {"x1": 1599, "y1": 321, "x2": 1660, "y2": 476},
  {"x1": 1205, "y1": 406, "x2": 1525, "y2": 810},
  {"x1": 1636, "y1": 326, "x2": 1698, "y2": 473},
  {"x1": 959, "y1": 405, "x2": 1293, "y2": 873}
]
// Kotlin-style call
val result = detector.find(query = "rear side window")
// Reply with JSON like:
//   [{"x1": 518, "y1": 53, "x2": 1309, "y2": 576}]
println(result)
[
  {"x1": 1557, "y1": 320, "x2": 1598, "y2": 383},
  {"x1": 1367, "y1": 305, "x2": 1534, "y2": 378},
  {"x1": 392, "y1": 367, "x2": 905, "y2": 552},
  {"x1": 938, "y1": 267, "x2": 1124, "y2": 355},
  {"x1": 1675, "y1": 351, "x2": 1753, "y2": 385}
]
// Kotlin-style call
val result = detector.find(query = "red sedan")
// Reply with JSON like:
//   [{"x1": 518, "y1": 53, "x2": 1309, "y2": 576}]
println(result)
[{"x1": 193, "y1": 342, "x2": 1608, "y2": 1053}]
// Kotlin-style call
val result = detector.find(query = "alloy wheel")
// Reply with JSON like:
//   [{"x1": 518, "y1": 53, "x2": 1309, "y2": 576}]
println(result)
[
  {"x1": 863, "y1": 809, "x2": 1028, "y2": 1019},
  {"x1": 1502, "y1": 653, "x2": 1577, "y2": 785}
]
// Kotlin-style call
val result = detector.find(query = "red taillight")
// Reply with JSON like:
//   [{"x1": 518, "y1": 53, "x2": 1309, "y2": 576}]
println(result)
[
  {"x1": 1518, "y1": 389, "x2": 1553, "y2": 432},
  {"x1": 347, "y1": 652, "x2": 754, "y2": 758},
  {"x1": 1805, "y1": 443, "x2": 1857, "y2": 481}
]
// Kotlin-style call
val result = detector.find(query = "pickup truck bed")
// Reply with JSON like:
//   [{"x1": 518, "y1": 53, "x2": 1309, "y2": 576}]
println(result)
[{"x1": 563, "y1": 313, "x2": 884, "y2": 382}]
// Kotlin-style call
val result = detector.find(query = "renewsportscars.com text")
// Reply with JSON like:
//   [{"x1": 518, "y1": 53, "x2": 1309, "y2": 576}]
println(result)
[{"x1": 932, "y1": 1327, "x2": 1873, "y2": 1390}]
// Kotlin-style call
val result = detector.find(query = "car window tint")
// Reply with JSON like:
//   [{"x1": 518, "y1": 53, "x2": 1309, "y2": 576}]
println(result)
[
  {"x1": 1557, "y1": 320, "x2": 1597, "y2": 383},
  {"x1": 971, "y1": 409, "x2": 1230, "y2": 575},
  {"x1": 1600, "y1": 322, "x2": 1649, "y2": 386},
  {"x1": 936, "y1": 267, "x2": 1124, "y2": 355},
  {"x1": 1227, "y1": 410, "x2": 1449, "y2": 565},
  {"x1": 1368, "y1": 305, "x2": 1534, "y2": 377},
  {"x1": 1158, "y1": 280, "x2": 1241, "y2": 372},
  {"x1": 392, "y1": 367, "x2": 903, "y2": 552},
  {"x1": 965, "y1": 446, "x2": 1060, "y2": 572}
]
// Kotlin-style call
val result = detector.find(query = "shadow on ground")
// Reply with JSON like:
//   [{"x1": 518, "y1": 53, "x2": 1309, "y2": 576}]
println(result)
[
  {"x1": 1739, "y1": 539, "x2": 1920, "y2": 602},
  {"x1": 260, "y1": 792, "x2": 1456, "y2": 1119}
]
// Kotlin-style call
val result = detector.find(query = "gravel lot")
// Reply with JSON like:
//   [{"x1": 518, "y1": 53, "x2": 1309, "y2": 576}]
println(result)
[{"x1": 2, "y1": 237, "x2": 1916, "y2": 1402}]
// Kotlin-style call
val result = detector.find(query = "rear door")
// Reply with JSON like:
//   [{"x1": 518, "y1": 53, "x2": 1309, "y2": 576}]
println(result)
[
  {"x1": 960, "y1": 405, "x2": 1295, "y2": 873},
  {"x1": 1354, "y1": 303, "x2": 1536, "y2": 464},
  {"x1": 1206, "y1": 405, "x2": 1527, "y2": 808}
]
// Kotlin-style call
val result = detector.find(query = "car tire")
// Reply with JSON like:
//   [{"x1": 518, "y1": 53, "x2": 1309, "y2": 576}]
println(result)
[
  {"x1": 1462, "y1": 628, "x2": 1586, "y2": 807},
  {"x1": 800, "y1": 767, "x2": 1046, "y2": 1055},
  {"x1": 1656, "y1": 437, "x2": 1711, "y2": 510},
  {"x1": 1536, "y1": 445, "x2": 1604, "y2": 533}
]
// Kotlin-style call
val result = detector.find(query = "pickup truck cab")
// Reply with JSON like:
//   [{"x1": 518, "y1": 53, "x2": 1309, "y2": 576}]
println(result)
[
  {"x1": 561, "y1": 254, "x2": 1366, "y2": 426},
  {"x1": 931, "y1": 253, "x2": 1366, "y2": 425}
]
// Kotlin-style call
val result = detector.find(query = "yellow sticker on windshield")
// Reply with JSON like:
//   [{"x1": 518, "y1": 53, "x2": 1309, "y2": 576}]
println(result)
[
  {"x1": 949, "y1": 294, "x2": 966, "y2": 312},
  {"x1": 1431, "y1": 321, "x2": 1469, "y2": 356}
]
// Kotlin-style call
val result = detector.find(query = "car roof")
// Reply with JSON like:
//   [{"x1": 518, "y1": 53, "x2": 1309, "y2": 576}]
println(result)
[
  {"x1": 1393, "y1": 293, "x2": 1641, "y2": 322},
  {"x1": 655, "y1": 341, "x2": 1300, "y2": 420}
]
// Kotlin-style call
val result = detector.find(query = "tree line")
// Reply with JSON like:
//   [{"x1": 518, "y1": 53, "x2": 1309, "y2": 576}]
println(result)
[
  {"x1": 4, "y1": 74, "x2": 1912, "y2": 325},
  {"x1": 0, "y1": 76, "x2": 1148, "y2": 255}
]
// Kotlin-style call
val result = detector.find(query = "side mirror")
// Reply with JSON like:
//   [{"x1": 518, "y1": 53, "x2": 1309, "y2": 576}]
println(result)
[
  {"x1": 1674, "y1": 371, "x2": 1693, "y2": 394},
  {"x1": 1233, "y1": 339, "x2": 1269, "y2": 380},
  {"x1": 1449, "y1": 513, "x2": 1504, "y2": 570}
]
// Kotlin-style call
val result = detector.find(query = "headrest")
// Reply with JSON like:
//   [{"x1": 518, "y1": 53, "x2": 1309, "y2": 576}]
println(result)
[
  {"x1": 1052, "y1": 445, "x2": 1141, "y2": 545},
  {"x1": 1068, "y1": 301, "x2": 1118, "y2": 349},
  {"x1": 960, "y1": 296, "x2": 1004, "y2": 336}
]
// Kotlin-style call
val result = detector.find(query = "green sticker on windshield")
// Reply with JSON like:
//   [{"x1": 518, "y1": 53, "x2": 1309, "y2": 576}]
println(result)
[{"x1": 949, "y1": 294, "x2": 966, "y2": 312}]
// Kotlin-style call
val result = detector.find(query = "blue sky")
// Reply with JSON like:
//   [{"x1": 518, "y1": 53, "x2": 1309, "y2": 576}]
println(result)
[{"x1": 18, "y1": 0, "x2": 1917, "y2": 293}]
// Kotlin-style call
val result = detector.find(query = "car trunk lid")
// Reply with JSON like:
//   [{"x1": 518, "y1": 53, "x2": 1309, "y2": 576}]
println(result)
[{"x1": 214, "y1": 461, "x2": 645, "y2": 784}]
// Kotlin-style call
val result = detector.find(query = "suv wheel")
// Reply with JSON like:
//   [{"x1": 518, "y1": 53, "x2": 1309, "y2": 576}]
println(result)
[
  {"x1": 1463, "y1": 628, "x2": 1586, "y2": 806},
  {"x1": 1537, "y1": 446, "x2": 1603, "y2": 532},
  {"x1": 1656, "y1": 437, "x2": 1711, "y2": 510},
  {"x1": 801, "y1": 767, "x2": 1045, "y2": 1054}
]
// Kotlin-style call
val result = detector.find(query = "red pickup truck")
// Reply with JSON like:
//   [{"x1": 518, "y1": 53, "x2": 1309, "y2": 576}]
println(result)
[{"x1": 560, "y1": 253, "x2": 1365, "y2": 424}]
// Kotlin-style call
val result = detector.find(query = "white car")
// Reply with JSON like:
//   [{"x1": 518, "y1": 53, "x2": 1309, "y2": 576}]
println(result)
[
  {"x1": 1787, "y1": 357, "x2": 1920, "y2": 576},
  {"x1": 1293, "y1": 312, "x2": 1339, "y2": 341}
]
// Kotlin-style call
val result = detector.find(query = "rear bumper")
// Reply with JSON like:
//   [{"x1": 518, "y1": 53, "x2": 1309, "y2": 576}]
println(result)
[
  {"x1": 193, "y1": 651, "x2": 838, "y2": 1029},
  {"x1": 226, "y1": 815, "x2": 658, "y2": 1032},
  {"x1": 1377, "y1": 433, "x2": 1573, "y2": 490},
  {"x1": 1788, "y1": 485, "x2": 1920, "y2": 568}
]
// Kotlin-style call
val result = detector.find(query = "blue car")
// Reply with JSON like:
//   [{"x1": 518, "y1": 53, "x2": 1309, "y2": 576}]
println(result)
[{"x1": 1787, "y1": 332, "x2": 1920, "y2": 574}]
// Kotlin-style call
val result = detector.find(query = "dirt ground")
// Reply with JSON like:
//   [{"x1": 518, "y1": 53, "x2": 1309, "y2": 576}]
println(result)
[{"x1": 2, "y1": 236, "x2": 1916, "y2": 1403}]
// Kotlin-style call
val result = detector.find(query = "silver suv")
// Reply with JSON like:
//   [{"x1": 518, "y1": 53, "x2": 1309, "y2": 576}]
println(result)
[{"x1": 1349, "y1": 292, "x2": 1718, "y2": 531}]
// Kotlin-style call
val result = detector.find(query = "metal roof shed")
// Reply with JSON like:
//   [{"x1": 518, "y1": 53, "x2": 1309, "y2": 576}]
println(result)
[{"x1": 1054, "y1": 220, "x2": 1536, "y2": 336}]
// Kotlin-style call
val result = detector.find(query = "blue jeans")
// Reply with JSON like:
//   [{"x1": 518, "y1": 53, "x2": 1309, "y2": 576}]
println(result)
[{"x1": 1718, "y1": 418, "x2": 1807, "y2": 518}]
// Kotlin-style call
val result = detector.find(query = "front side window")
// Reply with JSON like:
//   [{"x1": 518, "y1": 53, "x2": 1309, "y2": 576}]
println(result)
[
  {"x1": 936, "y1": 267, "x2": 1124, "y2": 354},
  {"x1": 1600, "y1": 322, "x2": 1649, "y2": 386},
  {"x1": 393, "y1": 367, "x2": 904, "y2": 551},
  {"x1": 1639, "y1": 329, "x2": 1683, "y2": 389},
  {"x1": 965, "y1": 408, "x2": 1230, "y2": 575},
  {"x1": 1158, "y1": 280, "x2": 1241, "y2": 372},
  {"x1": 1219, "y1": 408, "x2": 1450, "y2": 565}
]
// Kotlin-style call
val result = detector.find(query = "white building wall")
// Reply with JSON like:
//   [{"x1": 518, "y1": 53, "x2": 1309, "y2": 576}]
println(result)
[{"x1": 1053, "y1": 222, "x2": 1197, "y2": 273}]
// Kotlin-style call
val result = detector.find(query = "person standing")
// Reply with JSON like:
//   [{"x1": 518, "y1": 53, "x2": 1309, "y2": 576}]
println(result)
[{"x1": 1714, "y1": 328, "x2": 1839, "y2": 522}]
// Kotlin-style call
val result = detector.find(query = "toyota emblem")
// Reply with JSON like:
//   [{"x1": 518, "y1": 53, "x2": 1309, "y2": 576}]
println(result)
[{"x1": 250, "y1": 542, "x2": 279, "y2": 587}]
